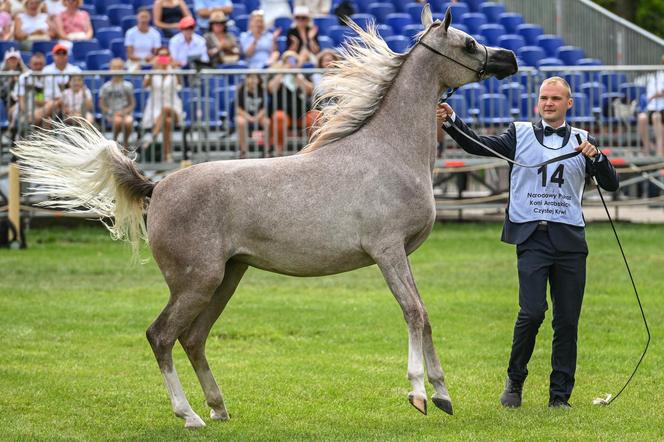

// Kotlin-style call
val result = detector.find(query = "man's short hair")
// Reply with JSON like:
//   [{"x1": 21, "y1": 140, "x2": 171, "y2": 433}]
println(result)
[{"x1": 540, "y1": 76, "x2": 572, "y2": 98}]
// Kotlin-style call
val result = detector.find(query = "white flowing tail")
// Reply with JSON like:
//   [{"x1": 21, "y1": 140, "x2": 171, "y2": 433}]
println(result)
[{"x1": 11, "y1": 119, "x2": 155, "y2": 257}]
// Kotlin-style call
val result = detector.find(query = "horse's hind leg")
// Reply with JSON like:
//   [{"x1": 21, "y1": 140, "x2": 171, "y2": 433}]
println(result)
[
  {"x1": 146, "y1": 273, "x2": 223, "y2": 428},
  {"x1": 179, "y1": 260, "x2": 248, "y2": 422},
  {"x1": 372, "y1": 244, "x2": 429, "y2": 415}
]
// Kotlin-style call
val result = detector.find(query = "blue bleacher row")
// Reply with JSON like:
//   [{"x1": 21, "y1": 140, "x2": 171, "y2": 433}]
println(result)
[{"x1": 2, "y1": 1, "x2": 600, "y2": 70}]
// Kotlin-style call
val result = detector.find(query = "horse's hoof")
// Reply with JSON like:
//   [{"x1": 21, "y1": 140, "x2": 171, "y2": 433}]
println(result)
[
  {"x1": 210, "y1": 408, "x2": 229, "y2": 421},
  {"x1": 432, "y1": 395, "x2": 454, "y2": 415},
  {"x1": 184, "y1": 414, "x2": 206, "y2": 429},
  {"x1": 408, "y1": 394, "x2": 428, "y2": 415}
]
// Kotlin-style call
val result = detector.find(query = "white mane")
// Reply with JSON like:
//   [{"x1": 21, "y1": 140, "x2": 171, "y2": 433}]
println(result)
[{"x1": 301, "y1": 20, "x2": 408, "y2": 153}]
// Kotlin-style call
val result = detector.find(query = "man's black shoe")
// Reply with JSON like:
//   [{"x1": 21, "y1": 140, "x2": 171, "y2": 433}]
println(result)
[
  {"x1": 548, "y1": 399, "x2": 572, "y2": 409},
  {"x1": 500, "y1": 378, "x2": 523, "y2": 408}
]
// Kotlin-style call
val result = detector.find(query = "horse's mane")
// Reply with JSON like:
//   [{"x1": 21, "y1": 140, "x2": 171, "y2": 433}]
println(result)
[{"x1": 301, "y1": 20, "x2": 409, "y2": 153}]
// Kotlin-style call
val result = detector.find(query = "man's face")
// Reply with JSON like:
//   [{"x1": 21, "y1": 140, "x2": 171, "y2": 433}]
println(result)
[
  {"x1": 137, "y1": 12, "x2": 150, "y2": 26},
  {"x1": 54, "y1": 50, "x2": 68, "y2": 67},
  {"x1": 30, "y1": 57, "x2": 45, "y2": 71},
  {"x1": 538, "y1": 82, "x2": 572, "y2": 124}
]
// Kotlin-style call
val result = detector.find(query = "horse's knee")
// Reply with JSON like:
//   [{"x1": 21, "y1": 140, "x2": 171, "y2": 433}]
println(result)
[{"x1": 403, "y1": 304, "x2": 425, "y2": 329}]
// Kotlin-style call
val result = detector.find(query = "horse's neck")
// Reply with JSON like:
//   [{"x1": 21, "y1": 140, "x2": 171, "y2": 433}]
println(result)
[{"x1": 368, "y1": 47, "x2": 446, "y2": 168}]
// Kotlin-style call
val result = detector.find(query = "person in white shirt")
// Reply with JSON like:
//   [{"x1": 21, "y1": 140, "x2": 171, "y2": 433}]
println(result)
[
  {"x1": 125, "y1": 9, "x2": 162, "y2": 71},
  {"x1": 42, "y1": 43, "x2": 81, "y2": 122},
  {"x1": 61, "y1": 74, "x2": 94, "y2": 125},
  {"x1": 15, "y1": 52, "x2": 47, "y2": 128},
  {"x1": 637, "y1": 55, "x2": 664, "y2": 157},
  {"x1": 168, "y1": 16, "x2": 209, "y2": 67}
]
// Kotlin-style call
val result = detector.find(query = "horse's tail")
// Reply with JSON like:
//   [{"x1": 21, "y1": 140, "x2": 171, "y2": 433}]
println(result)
[{"x1": 12, "y1": 118, "x2": 154, "y2": 258}]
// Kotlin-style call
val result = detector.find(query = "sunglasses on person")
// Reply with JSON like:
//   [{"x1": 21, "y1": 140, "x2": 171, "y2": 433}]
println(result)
[
  {"x1": 295, "y1": 16, "x2": 308, "y2": 20},
  {"x1": 54, "y1": 51, "x2": 67, "y2": 56},
  {"x1": 183, "y1": 26, "x2": 195, "y2": 31}
]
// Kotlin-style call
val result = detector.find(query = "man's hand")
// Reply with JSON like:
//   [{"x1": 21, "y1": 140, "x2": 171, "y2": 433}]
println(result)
[
  {"x1": 436, "y1": 103, "x2": 454, "y2": 124},
  {"x1": 575, "y1": 140, "x2": 601, "y2": 158}
]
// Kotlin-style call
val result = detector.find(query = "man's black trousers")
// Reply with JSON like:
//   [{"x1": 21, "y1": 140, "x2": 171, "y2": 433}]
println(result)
[{"x1": 507, "y1": 229, "x2": 587, "y2": 402}]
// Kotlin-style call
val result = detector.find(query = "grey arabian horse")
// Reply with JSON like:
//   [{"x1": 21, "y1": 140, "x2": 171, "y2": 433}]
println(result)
[{"x1": 14, "y1": 5, "x2": 517, "y2": 428}]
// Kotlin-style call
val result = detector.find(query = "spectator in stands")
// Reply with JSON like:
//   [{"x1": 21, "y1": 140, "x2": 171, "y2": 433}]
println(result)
[
  {"x1": 203, "y1": 11, "x2": 238, "y2": 65},
  {"x1": 259, "y1": 0, "x2": 290, "y2": 29},
  {"x1": 14, "y1": 0, "x2": 54, "y2": 50},
  {"x1": 240, "y1": 10, "x2": 279, "y2": 69},
  {"x1": 0, "y1": 49, "x2": 26, "y2": 129},
  {"x1": 0, "y1": 0, "x2": 14, "y2": 40},
  {"x1": 169, "y1": 16, "x2": 209, "y2": 67},
  {"x1": 42, "y1": 43, "x2": 81, "y2": 121},
  {"x1": 235, "y1": 73, "x2": 269, "y2": 158},
  {"x1": 61, "y1": 73, "x2": 94, "y2": 125},
  {"x1": 54, "y1": 0, "x2": 93, "y2": 44},
  {"x1": 16, "y1": 52, "x2": 46, "y2": 128},
  {"x1": 307, "y1": 48, "x2": 338, "y2": 135},
  {"x1": 294, "y1": 0, "x2": 331, "y2": 17},
  {"x1": 193, "y1": 0, "x2": 231, "y2": 32},
  {"x1": 99, "y1": 58, "x2": 135, "y2": 147},
  {"x1": 286, "y1": 6, "x2": 319, "y2": 60},
  {"x1": 637, "y1": 55, "x2": 664, "y2": 157},
  {"x1": 43, "y1": 0, "x2": 64, "y2": 17},
  {"x1": 125, "y1": 9, "x2": 162, "y2": 71},
  {"x1": 4, "y1": 0, "x2": 23, "y2": 16},
  {"x1": 142, "y1": 47, "x2": 183, "y2": 161},
  {"x1": 267, "y1": 50, "x2": 313, "y2": 156},
  {"x1": 153, "y1": 0, "x2": 192, "y2": 39}
]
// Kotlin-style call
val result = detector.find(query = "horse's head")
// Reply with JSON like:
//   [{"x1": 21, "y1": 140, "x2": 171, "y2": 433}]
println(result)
[{"x1": 418, "y1": 4, "x2": 518, "y2": 88}]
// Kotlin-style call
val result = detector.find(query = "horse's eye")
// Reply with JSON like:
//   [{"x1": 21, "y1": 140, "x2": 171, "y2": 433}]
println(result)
[{"x1": 465, "y1": 40, "x2": 477, "y2": 53}]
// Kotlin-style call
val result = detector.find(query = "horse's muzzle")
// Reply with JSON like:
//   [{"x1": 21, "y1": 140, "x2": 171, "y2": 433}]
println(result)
[{"x1": 487, "y1": 49, "x2": 519, "y2": 80}]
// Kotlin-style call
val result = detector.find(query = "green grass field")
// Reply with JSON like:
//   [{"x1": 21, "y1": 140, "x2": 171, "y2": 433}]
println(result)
[{"x1": 1, "y1": 222, "x2": 662, "y2": 441}]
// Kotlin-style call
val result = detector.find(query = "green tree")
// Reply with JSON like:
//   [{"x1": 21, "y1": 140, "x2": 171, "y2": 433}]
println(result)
[{"x1": 593, "y1": 0, "x2": 664, "y2": 38}]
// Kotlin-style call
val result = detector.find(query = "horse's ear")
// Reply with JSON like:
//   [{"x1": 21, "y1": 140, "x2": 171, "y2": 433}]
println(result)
[
  {"x1": 443, "y1": 6, "x2": 452, "y2": 31},
  {"x1": 421, "y1": 3, "x2": 433, "y2": 28}
]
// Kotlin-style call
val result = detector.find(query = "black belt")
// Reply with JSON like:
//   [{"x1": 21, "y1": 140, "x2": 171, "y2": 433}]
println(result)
[{"x1": 537, "y1": 221, "x2": 548, "y2": 231}]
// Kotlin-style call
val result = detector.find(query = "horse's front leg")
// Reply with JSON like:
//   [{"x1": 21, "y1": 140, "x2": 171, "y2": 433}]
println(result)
[{"x1": 372, "y1": 244, "x2": 429, "y2": 415}]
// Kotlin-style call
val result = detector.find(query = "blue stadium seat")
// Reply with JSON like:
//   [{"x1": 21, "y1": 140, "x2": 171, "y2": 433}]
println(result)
[
  {"x1": 580, "y1": 81, "x2": 606, "y2": 113},
  {"x1": 86, "y1": 49, "x2": 113, "y2": 70},
  {"x1": 520, "y1": 92, "x2": 538, "y2": 120},
  {"x1": 242, "y1": 0, "x2": 259, "y2": 14},
  {"x1": 91, "y1": 15, "x2": 111, "y2": 31},
  {"x1": 276, "y1": 35, "x2": 287, "y2": 53},
  {"x1": 460, "y1": 12, "x2": 487, "y2": 34},
  {"x1": 517, "y1": 46, "x2": 545, "y2": 67},
  {"x1": 132, "y1": 88, "x2": 145, "y2": 119},
  {"x1": 0, "y1": 100, "x2": 9, "y2": 129},
  {"x1": 121, "y1": 16, "x2": 138, "y2": 33},
  {"x1": 479, "y1": 93, "x2": 511, "y2": 124},
  {"x1": 556, "y1": 46, "x2": 584, "y2": 65},
  {"x1": 84, "y1": 76, "x2": 103, "y2": 92},
  {"x1": 20, "y1": 50, "x2": 30, "y2": 64},
  {"x1": 536, "y1": 34, "x2": 564, "y2": 57},
  {"x1": 133, "y1": 0, "x2": 153, "y2": 10},
  {"x1": 96, "y1": 27, "x2": 123, "y2": 49},
  {"x1": 318, "y1": 35, "x2": 334, "y2": 50},
  {"x1": 72, "y1": 39, "x2": 101, "y2": 61},
  {"x1": 463, "y1": 0, "x2": 483, "y2": 13},
  {"x1": 498, "y1": 12, "x2": 523, "y2": 34},
  {"x1": 368, "y1": 3, "x2": 395, "y2": 23},
  {"x1": 537, "y1": 57, "x2": 563, "y2": 68},
  {"x1": 459, "y1": 82, "x2": 485, "y2": 111},
  {"x1": 350, "y1": 13, "x2": 376, "y2": 30},
  {"x1": 576, "y1": 58, "x2": 602, "y2": 66},
  {"x1": 185, "y1": 97, "x2": 221, "y2": 127},
  {"x1": 31, "y1": 40, "x2": 57, "y2": 55},
  {"x1": 384, "y1": 35, "x2": 409, "y2": 53},
  {"x1": 514, "y1": 24, "x2": 542, "y2": 47},
  {"x1": 567, "y1": 93, "x2": 595, "y2": 124},
  {"x1": 500, "y1": 82, "x2": 524, "y2": 113},
  {"x1": 479, "y1": 2, "x2": 505, "y2": 23},
  {"x1": 562, "y1": 72, "x2": 585, "y2": 90},
  {"x1": 478, "y1": 23, "x2": 505, "y2": 46},
  {"x1": 313, "y1": 15, "x2": 338, "y2": 33},
  {"x1": 110, "y1": 38, "x2": 126, "y2": 59},
  {"x1": 445, "y1": 94, "x2": 473, "y2": 124},
  {"x1": 497, "y1": 34, "x2": 525, "y2": 52},
  {"x1": 385, "y1": 13, "x2": 412, "y2": 35},
  {"x1": 598, "y1": 92, "x2": 624, "y2": 123},
  {"x1": 327, "y1": 25, "x2": 356, "y2": 46},
  {"x1": 234, "y1": 14, "x2": 249, "y2": 32},
  {"x1": 473, "y1": 34, "x2": 488, "y2": 46},
  {"x1": 214, "y1": 85, "x2": 236, "y2": 116},
  {"x1": 405, "y1": 2, "x2": 423, "y2": 22},
  {"x1": 401, "y1": 24, "x2": 424, "y2": 40},
  {"x1": 428, "y1": 0, "x2": 446, "y2": 13},
  {"x1": 619, "y1": 83, "x2": 646, "y2": 104},
  {"x1": 230, "y1": 3, "x2": 246, "y2": 19},
  {"x1": 451, "y1": 23, "x2": 469, "y2": 34},
  {"x1": 0, "y1": 41, "x2": 20, "y2": 54},
  {"x1": 273, "y1": 16, "x2": 292, "y2": 31},
  {"x1": 95, "y1": 0, "x2": 122, "y2": 15},
  {"x1": 482, "y1": 76, "x2": 501, "y2": 94},
  {"x1": 375, "y1": 24, "x2": 394, "y2": 38},
  {"x1": 355, "y1": 0, "x2": 375, "y2": 13},
  {"x1": 107, "y1": 4, "x2": 134, "y2": 27},
  {"x1": 442, "y1": 2, "x2": 469, "y2": 20},
  {"x1": 599, "y1": 72, "x2": 628, "y2": 93},
  {"x1": 80, "y1": 3, "x2": 96, "y2": 15}
]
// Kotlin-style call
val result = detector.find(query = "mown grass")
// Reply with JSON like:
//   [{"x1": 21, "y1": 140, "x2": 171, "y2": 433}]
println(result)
[{"x1": 0, "y1": 222, "x2": 662, "y2": 441}]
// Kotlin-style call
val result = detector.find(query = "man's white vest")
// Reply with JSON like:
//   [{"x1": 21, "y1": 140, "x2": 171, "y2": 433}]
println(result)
[{"x1": 508, "y1": 122, "x2": 588, "y2": 227}]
